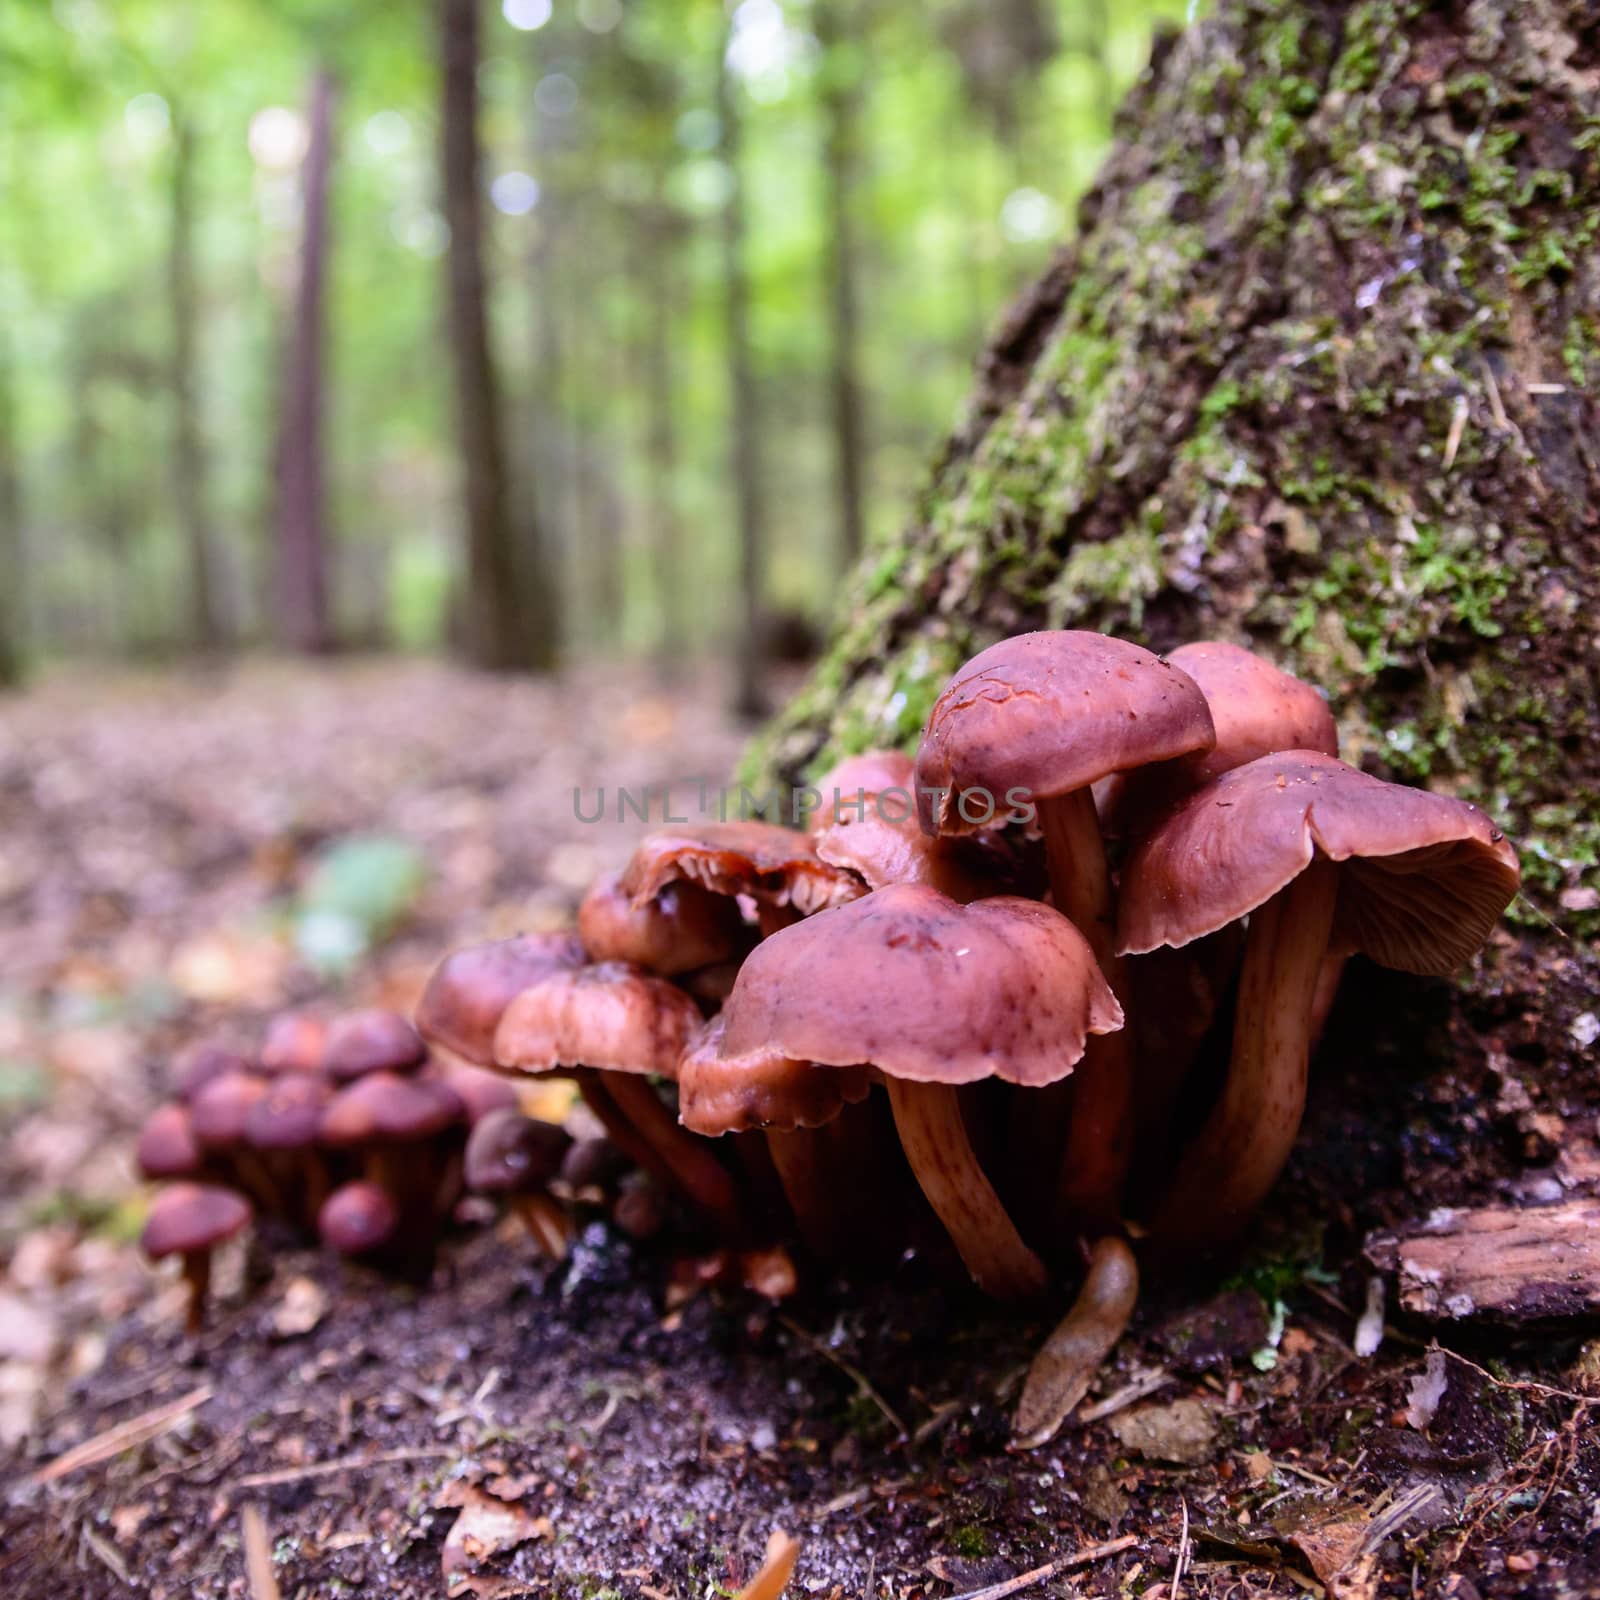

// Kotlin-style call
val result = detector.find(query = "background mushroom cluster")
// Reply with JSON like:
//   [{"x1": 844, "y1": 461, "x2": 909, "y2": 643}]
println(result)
[{"x1": 142, "y1": 630, "x2": 1522, "y2": 1441}]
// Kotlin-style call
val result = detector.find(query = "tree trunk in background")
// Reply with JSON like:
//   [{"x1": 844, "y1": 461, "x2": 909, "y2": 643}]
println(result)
[
  {"x1": 748, "y1": 0, "x2": 1599, "y2": 1022},
  {"x1": 525, "y1": 77, "x2": 567, "y2": 637},
  {"x1": 0, "y1": 325, "x2": 24, "y2": 685},
  {"x1": 717, "y1": 30, "x2": 767, "y2": 718},
  {"x1": 817, "y1": 0, "x2": 868, "y2": 572},
  {"x1": 640, "y1": 186, "x2": 683, "y2": 675},
  {"x1": 168, "y1": 111, "x2": 222, "y2": 652},
  {"x1": 276, "y1": 67, "x2": 336, "y2": 655},
  {"x1": 442, "y1": 0, "x2": 554, "y2": 672}
]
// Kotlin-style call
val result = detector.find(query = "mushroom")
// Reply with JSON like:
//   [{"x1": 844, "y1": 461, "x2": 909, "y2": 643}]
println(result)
[
  {"x1": 171, "y1": 1039, "x2": 253, "y2": 1102},
  {"x1": 321, "y1": 1009, "x2": 427, "y2": 1081},
  {"x1": 463, "y1": 1107, "x2": 574, "y2": 1258},
  {"x1": 807, "y1": 749, "x2": 916, "y2": 831},
  {"x1": 260, "y1": 1011, "x2": 329, "y2": 1075},
  {"x1": 492, "y1": 963, "x2": 744, "y2": 1238},
  {"x1": 915, "y1": 629, "x2": 1214, "y2": 1227},
  {"x1": 136, "y1": 1103, "x2": 204, "y2": 1181},
  {"x1": 320, "y1": 1072, "x2": 467, "y2": 1270},
  {"x1": 619, "y1": 821, "x2": 863, "y2": 936},
  {"x1": 188, "y1": 1069, "x2": 278, "y2": 1210},
  {"x1": 415, "y1": 931, "x2": 587, "y2": 1065},
  {"x1": 1098, "y1": 639, "x2": 1339, "y2": 837},
  {"x1": 428, "y1": 1061, "x2": 520, "y2": 1124},
  {"x1": 243, "y1": 1072, "x2": 335, "y2": 1232},
  {"x1": 1119, "y1": 750, "x2": 1521, "y2": 1247},
  {"x1": 141, "y1": 1183, "x2": 252, "y2": 1333},
  {"x1": 577, "y1": 871, "x2": 747, "y2": 977},
  {"x1": 318, "y1": 1180, "x2": 401, "y2": 1262},
  {"x1": 683, "y1": 885, "x2": 1124, "y2": 1299}
]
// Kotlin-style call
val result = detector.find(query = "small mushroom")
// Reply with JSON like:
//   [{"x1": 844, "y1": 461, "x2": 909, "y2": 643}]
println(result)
[
  {"x1": 141, "y1": 1183, "x2": 252, "y2": 1333},
  {"x1": 243, "y1": 1073, "x2": 335, "y2": 1231},
  {"x1": 807, "y1": 749, "x2": 916, "y2": 831},
  {"x1": 318, "y1": 1180, "x2": 401, "y2": 1261},
  {"x1": 171, "y1": 1040, "x2": 253, "y2": 1102},
  {"x1": 136, "y1": 1103, "x2": 203, "y2": 1181},
  {"x1": 429, "y1": 1062, "x2": 520, "y2": 1124},
  {"x1": 577, "y1": 871, "x2": 746, "y2": 976},
  {"x1": 915, "y1": 630, "x2": 1214, "y2": 1229},
  {"x1": 685, "y1": 885, "x2": 1123, "y2": 1299},
  {"x1": 464, "y1": 1108, "x2": 574, "y2": 1257},
  {"x1": 415, "y1": 932, "x2": 587, "y2": 1065},
  {"x1": 260, "y1": 1012, "x2": 329, "y2": 1075},
  {"x1": 1119, "y1": 750, "x2": 1521, "y2": 1247},
  {"x1": 322, "y1": 1009, "x2": 427, "y2": 1081},
  {"x1": 493, "y1": 962, "x2": 744, "y2": 1238},
  {"x1": 188, "y1": 1069, "x2": 278, "y2": 1210}
]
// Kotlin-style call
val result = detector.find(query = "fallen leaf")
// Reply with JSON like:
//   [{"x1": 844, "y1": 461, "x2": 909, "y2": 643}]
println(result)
[
  {"x1": 1107, "y1": 1397, "x2": 1221, "y2": 1465},
  {"x1": 439, "y1": 1483, "x2": 551, "y2": 1595},
  {"x1": 734, "y1": 1529, "x2": 800, "y2": 1600}
]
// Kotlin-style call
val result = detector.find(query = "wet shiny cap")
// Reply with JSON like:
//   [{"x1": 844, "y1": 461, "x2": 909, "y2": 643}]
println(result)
[
  {"x1": 915, "y1": 630, "x2": 1215, "y2": 835},
  {"x1": 415, "y1": 932, "x2": 587, "y2": 1066},
  {"x1": 577, "y1": 871, "x2": 745, "y2": 976},
  {"x1": 1117, "y1": 750, "x2": 1521, "y2": 973}
]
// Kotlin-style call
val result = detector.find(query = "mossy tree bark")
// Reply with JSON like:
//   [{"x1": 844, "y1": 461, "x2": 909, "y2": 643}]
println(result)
[{"x1": 748, "y1": 0, "x2": 1600, "y2": 984}]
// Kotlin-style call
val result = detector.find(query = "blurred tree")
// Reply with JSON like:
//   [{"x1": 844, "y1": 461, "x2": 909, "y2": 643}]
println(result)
[
  {"x1": 716, "y1": 16, "x2": 766, "y2": 718},
  {"x1": 816, "y1": 0, "x2": 867, "y2": 572},
  {"x1": 276, "y1": 66, "x2": 337, "y2": 654},
  {"x1": 0, "y1": 323, "x2": 24, "y2": 685},
  {"x1": 442, "y1": 0, "x2": 553, "y2": 671},
  {"x1": 167, "y1": 107, "x2": 224, "y2": 651}
]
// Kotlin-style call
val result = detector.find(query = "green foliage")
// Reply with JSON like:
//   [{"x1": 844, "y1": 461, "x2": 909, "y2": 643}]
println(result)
[{"x1": 294, "y1": 832, "x2": 428, "y2": 973}]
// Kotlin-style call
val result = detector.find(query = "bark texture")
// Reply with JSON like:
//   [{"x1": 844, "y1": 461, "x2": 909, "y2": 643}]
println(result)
[{"x1": 747, "y1": 0, "x2": 1600, "y2": 961}]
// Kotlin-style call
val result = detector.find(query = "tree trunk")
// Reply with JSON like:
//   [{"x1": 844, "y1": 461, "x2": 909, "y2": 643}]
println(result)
[
  {"x1": 0, "y1": 322, "x2": 23, "y2": 686},
  {"x1": 441, "y1": 0, "x2": 555, "y2": 673},
  {"x1": 817, "y1": 0, "x2": 869, "y2": 572},
  {"x1": 168, "y1": 111, "x2": 222, "y2": 653},
  {"x1": 640, "y1": 183, "x2": 684, "y2": 675},
  {"x1": 747, "y1": 0, "x2": 1599, "y2": 1002},
  {"x1": 717, "y1": 29, "x2": 768, "y2": 719},
  {"x1": 276, "y1": 67, "x2": 336, "y2": 655}
]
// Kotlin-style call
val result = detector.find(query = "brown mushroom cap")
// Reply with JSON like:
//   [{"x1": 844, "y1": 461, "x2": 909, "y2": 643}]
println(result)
[
  {"x1": 679, "y1": 1015, "x2": 872, "y2": 1136},
  {"x1": 1117, "y1": 750, "x2": 1521, "y2": 973},
  {"x1": 577, "y1": 870, "x2": 745, "y2": 976},
  {"x1": 619, "y1": 821, "x2": 864, "y2": 916},
  {"x1": 136, "y1": 1103, "x2": 203, "y2": 1180},
  {"x1": 172, "y1": 1040, "x2": 253, "y2": 1102},
  {"x1": 141, "y1": 1183, "x2": 251, "y2": 1259},
  {"x1": 915, "y1": 630, "x2": 1215, "y2": 835},
  {"x1": 189, "y1": 1070, "x2": 269, "y2": 1149},
  {"x1": 319, "y1": 1072, "x2": 466, "y2": 1148},
  {"x1": 415, "y1": 932, "x2": 587, "y2": 1066},
  {"x1": 317, "y1": 1180, "x2": 400, "y2": 1256},
  {"x1": 1098, "y1": 640, "x2": 1339, "y2": 835},
  {"x1": 808, "y1": 749, "x2": 916, "y2": 831},
  {"x1": 463, "y1": 1108, "x2": 572, "y2": 1194},
  {"x1": 680, "y1": 885, "x2": 1123, "y2": 1135},
  {"x1": 493, "y1": 962, "x2": 703, "y2": 1079},
  {"x1": 260, "y1": 1012, "x2": 329, "y2": 1075},
  {"x1": 813, "y1": 807, "x2": 995, "y2": 902},
  {"x1": 244, "y1": 1073, "x2": 334, "y2": 1151},
  {"x1": 428, "y1": 1062, "x2": 519, "y2": 1124},
  {"x1": 322, "y1": 1009, "x2": 427, "y2": 1081}
]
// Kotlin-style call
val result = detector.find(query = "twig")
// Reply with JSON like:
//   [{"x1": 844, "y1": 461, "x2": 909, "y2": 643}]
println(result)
[
  {"x1": 942, "y1": 1534, "x2": 1138, "y2": 1600},
  {"x1": 778, "y1": 1315, "x2": 907, "y2": 1439},
  {"x1": 1173, "y1": 1498, "x2": 1191, "y2": 1600},
  {"x1": 1078, "y1": 1367, "x2": 1173, "y2": 1423},
  {"x1": 241, "y1": 1504, "x2": 282, "y2": 1600},
  {"x1": 31, "y1": 1386, "x2": 214, "y2": 1484},
  {"x1": 230, "y1": 1445, "x2": 453, "y2": 1490}
]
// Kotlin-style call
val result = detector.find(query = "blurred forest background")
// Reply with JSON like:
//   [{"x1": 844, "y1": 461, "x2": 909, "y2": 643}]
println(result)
[{"x1": 2, "y1": 0, "x2": 1194, "y2": 706}]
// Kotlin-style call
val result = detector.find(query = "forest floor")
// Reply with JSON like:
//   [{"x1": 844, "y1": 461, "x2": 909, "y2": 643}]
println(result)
[{"x1": 1, "y1": 659, "x2": 1597, "y2": 1600}]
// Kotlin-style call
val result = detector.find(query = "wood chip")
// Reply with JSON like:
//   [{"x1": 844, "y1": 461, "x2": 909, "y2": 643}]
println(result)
[
  {"x1": 241, "y1": 1504, "x2": 281, "y2": 1600},
  {"x1": 734, "y1": 1529, "x2": 800, "y2": 1600},
  {"x1": 1367, "y1": 1199, "x2": 1600, "y2": 1323}
]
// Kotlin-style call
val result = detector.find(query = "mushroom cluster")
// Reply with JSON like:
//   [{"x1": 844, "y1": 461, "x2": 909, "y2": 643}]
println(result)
[
  {"x1": 415, "y1": 631, "x2": 1520, "y2": 1436},
  {"x1": 136, "y1": 1007, "x2": 555, "y2": 1328}
]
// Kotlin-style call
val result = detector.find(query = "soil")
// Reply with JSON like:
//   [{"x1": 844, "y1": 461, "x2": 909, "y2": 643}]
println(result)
[{"x1": 2, "y1": 663, "x2": 1598, "y2": 1599}]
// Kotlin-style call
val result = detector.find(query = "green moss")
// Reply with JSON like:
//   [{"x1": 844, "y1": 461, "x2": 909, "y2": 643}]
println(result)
[{"x1": 951, "y1": 1525, "x2": 993, "y2": 1559}]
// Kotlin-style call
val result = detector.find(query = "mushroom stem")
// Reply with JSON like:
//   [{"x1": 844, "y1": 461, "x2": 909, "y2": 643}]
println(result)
[
  {"x1": 764, "y1": 1127, "x2": 836, "y2": 1259},
  {"x1": 513, "y1": 1193, "x2": 574, "y2": 1259},
  {"x1": 1150, "y1": 856, "x2": 1339, "y2": 1248},
  {"x1": 593, "y1": 1072, "x2": 747, "y2": 1240},
  {"x1": 1012, "y1": 1235, "x2": 1140, "y2": 1448},
  {"x1": 180, "y1": 1248, "x2": 212, "y2": 1335},
  {"x1": 885, "y1": 1078, "x2": 1048, "y2": 1301},
  {"x1": 1034, "y1": 788, "x2": 1133, "y2": 1231}
]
